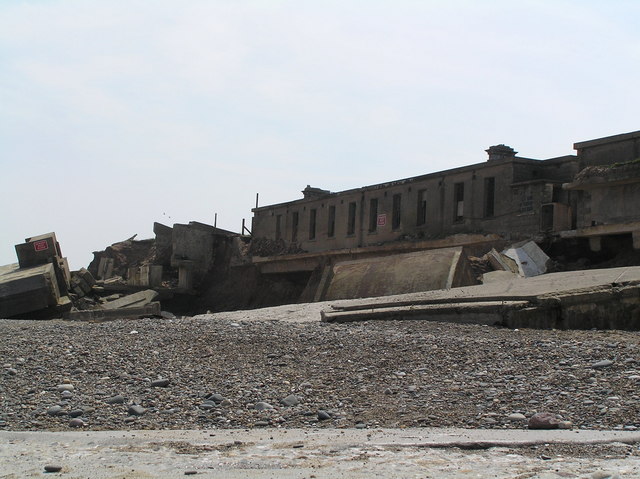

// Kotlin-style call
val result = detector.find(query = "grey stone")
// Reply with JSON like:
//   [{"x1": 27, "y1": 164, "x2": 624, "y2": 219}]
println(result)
[
  {"x1": 507, "y1": 413, "x2": 527, "y2": 421},
  {"x1": 69, "y1": 409, "x2": 84, "y2": 418},
  {"x1": 254, "y1": 402, "x2": 274, "y2": 411},
  {"x1": 44, "y1": 465, "x2": 63, "y2": 473},
  {"x1": 255, "y1": 420, "x2": 269, "y2": 427},
  {"x1": 6, "y1": 368, "x2": 17, "y2": 375},
  {"x1": 281, "y1": 394, "x2": 300, "y2": 407},
  {"x1": 128, "y1": 405, "x2": 146, "y2": 416},
  {"x1": 592, "y1": 360, "x2": 614, "y2": 369},
  {"x1": 207, "y1": 393, "x2": 225, "y2": 403},
  {"x1": 105, "y1": 395, "x2": 125, "y2": 405},
  {"x1": 46, "y1": 405, "x2": 63, "y2": 416},
  {"x1": 57, "y1": 384, "x2": 74, "y2": 392}
]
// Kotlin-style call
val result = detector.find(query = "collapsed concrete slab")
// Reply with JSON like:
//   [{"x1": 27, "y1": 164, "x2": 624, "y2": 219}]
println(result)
[
  {"x1": 501, "y1": 241, "x2": 550, "y2": 277},
  {"x1": 0, "y1": 263, "x2": 71, "y2": 318},
  {"x1": 322, "y1": 247, "x2": 477, "y2": 301},
  {"x1": 101, "y1": 289, "x2": 159, "y2": 310},
  {"x1": 64, "y1": 301, "x2": 161, "y2": 321}
]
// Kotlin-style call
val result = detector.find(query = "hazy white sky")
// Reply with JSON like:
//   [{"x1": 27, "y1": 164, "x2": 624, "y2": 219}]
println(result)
[{"x1": 1, "y1": 0, "x2": 639, "y2": 269}]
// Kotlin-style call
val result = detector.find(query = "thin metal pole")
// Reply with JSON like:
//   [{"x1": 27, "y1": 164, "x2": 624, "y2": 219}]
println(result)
[
  {"x1": 255, "y1": 193, "x2": 259, "y2": 209},
  {"x1": 214, "y1": 213, "x2": 217, "y2": 228}
]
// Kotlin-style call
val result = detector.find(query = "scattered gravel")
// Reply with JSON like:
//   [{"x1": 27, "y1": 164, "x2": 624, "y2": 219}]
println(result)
[{"x1": 0, "y1": 316, "x2": 639, "y2": 431}]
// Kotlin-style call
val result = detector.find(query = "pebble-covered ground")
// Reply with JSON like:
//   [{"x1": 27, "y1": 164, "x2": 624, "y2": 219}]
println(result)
[{"x1": 1, "y1": 315, "x2": 639, "y2": 432}]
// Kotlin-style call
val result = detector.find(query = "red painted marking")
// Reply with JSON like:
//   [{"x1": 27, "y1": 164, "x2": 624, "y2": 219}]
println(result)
[{"x1": 33, "y1": 240, "x2": 49, "y2": 252}]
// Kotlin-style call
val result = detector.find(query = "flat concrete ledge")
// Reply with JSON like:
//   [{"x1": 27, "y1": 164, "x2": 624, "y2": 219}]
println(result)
[{"x1": 1, "y1": 428, "x2": 638, "y2": 479}]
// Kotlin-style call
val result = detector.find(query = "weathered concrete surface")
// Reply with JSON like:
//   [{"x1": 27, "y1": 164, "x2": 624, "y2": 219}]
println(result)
[
  {"x1": 101, "y1": 289, "x2": 159, "y2": 310},
  {"x1": 0, "y1": 263, "x2": 65, "y2": 318},
  {"x1": 63, "y1": 301, "x2": 161, "y2": 321},
  {"x1": 1, "y1": 428, "x2": 638, "y2": 478},
  {"x1": 323, "y1": 246, "x2": 476, "y2": 301},
  {"x1": 324, "y1": 266, "x2": 640, "y2": 329}
]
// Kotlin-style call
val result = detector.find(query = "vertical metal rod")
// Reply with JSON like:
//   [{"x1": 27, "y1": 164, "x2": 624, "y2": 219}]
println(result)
[
  {"x1": 242, "y1": 218, "x2": 245, "y2": 234},
  {"x1": 214, "y1": 213, "x2": 217, "y2": 228},
  {"x1": 255, "y1": 193, "x2": 259, "y2": 209}
]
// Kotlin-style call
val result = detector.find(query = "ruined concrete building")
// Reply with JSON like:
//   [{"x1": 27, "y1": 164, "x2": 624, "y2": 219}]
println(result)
[{"x1": 251, "y1": 130, "x2": 640, "y2": 253}]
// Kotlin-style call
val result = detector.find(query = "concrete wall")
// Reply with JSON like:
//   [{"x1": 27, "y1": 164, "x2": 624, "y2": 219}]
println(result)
[
  {"x1": 575, "y1": 130, "x2": 640, "y2": 169},
  {"x1": 322, "y1": 247, "x2": 476, "y2": 301}
]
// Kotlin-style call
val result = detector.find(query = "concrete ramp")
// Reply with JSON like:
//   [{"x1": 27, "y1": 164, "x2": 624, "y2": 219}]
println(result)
[{"x1": 322, "y1": 247, "x2": 476, "y2": 301}]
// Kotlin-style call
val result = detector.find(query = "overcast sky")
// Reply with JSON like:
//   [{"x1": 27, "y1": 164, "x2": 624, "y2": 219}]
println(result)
[{"x1": 1, "y1": 0, "x2": 638, "y2": 269}]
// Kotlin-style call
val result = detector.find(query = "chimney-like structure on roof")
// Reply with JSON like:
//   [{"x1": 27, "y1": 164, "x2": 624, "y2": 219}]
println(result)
[
  {"x1": 302, "y1": 185, "x2": 331, "y2": 199},
  {"x1": 486, "y1": 144, "x2": 517, "y2": 162}
]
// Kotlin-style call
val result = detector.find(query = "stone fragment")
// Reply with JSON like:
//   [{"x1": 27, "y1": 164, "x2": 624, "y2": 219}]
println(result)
[
  {"x1": 507, "y1": 413, "x2": 527, "y2": 421},
  {"x1": 69, "y1": 418, "x2": 84, "y2": 427},
  {"x1": 57, "y1": 384, "x2": 74, "y2": 392},
  {"x1": 254, "y1": 402, "x2": 274, "y2": 411},
  {"x1": 105, "y1": 395, "x2": 125, "y2": 405},
  {"x1": 44, "y1": 465, "x2": 63, "y2": 473},
  {"x1": 528, "y1": 412, "x2": 560, "y2": 429}
]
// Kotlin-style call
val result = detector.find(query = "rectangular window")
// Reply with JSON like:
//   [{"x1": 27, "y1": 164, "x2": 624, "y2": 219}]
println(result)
[
  {"x1": 416, "y1": 189, "x2": 427, "y2": 226},
  {"x1": 369, "y1": 198, "x2": 378, "y2": 232},
  {"x1": 484, "y1": 177, "x2": 495, "y2": 218},
  {"x1": 454, "y1": 182, "x2": 464, "y2": 221},
  {"x1": 327, "y1": 205, "x2": 336, "y2": 238},
  {"x1": 275, "y1": 215, "x2": 282, "y2": 240},
  {"x1": 291, "y1": 212, "x2": 299, "y2": 242},
  {"x1": 392, "y1": 194, "x2": 402, "y2": 230},
  {"x1": 309, "y1": 209, "x2": 317, "y2": 240},
  {"x1": 347, "y1": 202, "x2": 356, "y2": 235}
]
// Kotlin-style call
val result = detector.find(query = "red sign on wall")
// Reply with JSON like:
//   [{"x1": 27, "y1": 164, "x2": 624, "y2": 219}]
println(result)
[
  {"x1": 33, "y1": 240, "x2": 49, "y2": 252},
  {"x1": 377, "y1": 214, "x2": 387, "y2": 227}
]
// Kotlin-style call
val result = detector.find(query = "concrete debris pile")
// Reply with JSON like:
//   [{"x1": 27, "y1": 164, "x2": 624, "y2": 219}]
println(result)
[{"x1": 0, "y1": 233, "x2": 163, "y2": 320}]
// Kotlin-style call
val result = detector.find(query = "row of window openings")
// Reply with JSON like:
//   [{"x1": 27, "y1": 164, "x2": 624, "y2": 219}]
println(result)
[{"x1": 276, "y1": 180, "x2": 496, "y2": 241}]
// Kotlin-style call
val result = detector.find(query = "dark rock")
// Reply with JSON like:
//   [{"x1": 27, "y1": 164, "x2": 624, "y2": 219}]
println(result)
[
  {"x1": 69, "y1": 418, "x2": 84, "y2": 427},
  {"x1": 69, "y1": 409, "x2": 84, "y2": 418},
  {"x1": 317, "y1": 410, "x2": 332, "y2": 420},
  {"x1": 151, "y1": 379, "x2": 170, "y2": 388},
  {"x1": 105, "y1": 395, "x2": 125, "y2": 405},
  {"x1": 44, "y1": 465, "x2": 62, "y2": 473}
]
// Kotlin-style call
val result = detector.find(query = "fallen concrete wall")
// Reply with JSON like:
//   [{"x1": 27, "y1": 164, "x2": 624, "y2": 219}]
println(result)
[
  {"x1": 322, "y1": 247, "x2": 477, "y2": 301},
  {"x1": 322, "y1": 266, "x2": 640, "y2": 330}
]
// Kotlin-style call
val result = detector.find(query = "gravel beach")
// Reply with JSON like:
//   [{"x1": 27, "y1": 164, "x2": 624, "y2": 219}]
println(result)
[{"x1": 1, "y1": 303, "x2": 639, "y2": 433}]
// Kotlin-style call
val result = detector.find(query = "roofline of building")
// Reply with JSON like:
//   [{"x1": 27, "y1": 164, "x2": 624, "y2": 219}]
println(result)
[
  {"x1": 573, "y1": 129, "x2": 640, "y2": 150},
  {"x1": 252, "y1": 154, "x2": 577, "y2": 212}
]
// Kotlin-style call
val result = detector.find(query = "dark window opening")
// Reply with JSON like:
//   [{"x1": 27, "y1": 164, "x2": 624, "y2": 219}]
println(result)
[
  {"x1": 454, "y1": 182, "x2": 464, "y2": 221},
  {"x1": 417, "y1": 189, "x2": 427, "y2": 226},
  {"x1": 484, "y1": 177, "x2": 495, "y2": 218},
  {"x1": 392, "y1": 194, "x2": 402, "y2": 230},
  {"x1": 309, "y1": 209, "x2": 317, "y2": 240},
  {"x1": 369, "y1": 198, "x2": 378, "y2": 232},
  {"x1": 328, "y1": 205, "x2": 336, "y2": 238},
  {"x1": 291, "y1": 212, "x2": 299, "y2": 242},
  {"x1": 347, "y1": 202, "x2": 356, "y2": 235},
  {"x1": 275, "y1": 215, "x2": 282, "y2": 240}
]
